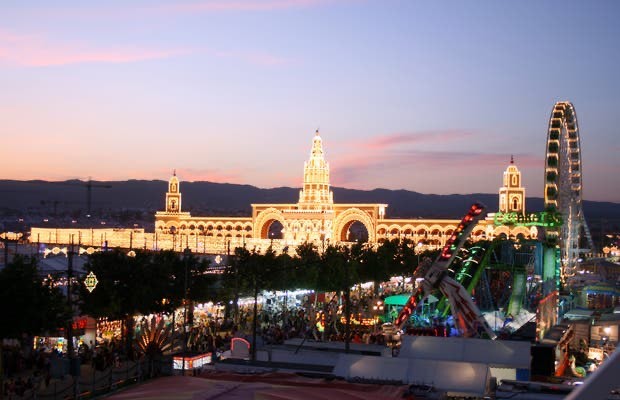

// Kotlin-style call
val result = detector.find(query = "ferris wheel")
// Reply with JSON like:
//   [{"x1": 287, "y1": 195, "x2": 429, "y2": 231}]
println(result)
[{"x1": 544, "y1": 101, "x2": 594, "y2": 277}]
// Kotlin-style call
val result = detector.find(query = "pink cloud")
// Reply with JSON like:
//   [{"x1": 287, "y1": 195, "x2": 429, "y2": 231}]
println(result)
[
  {"x1": 329, "y1": 151, "x2": 546, "y2": 196},
  {"x1": 330, "y1": 142, "x2": 541, "y2": 189},
  {"x1": 0, "y1": 29, "x2": 189, "y2": 67},
  {"x1": 0, "y1": 29, "x2": 292, "y2": 68},
  {"x1": 359, "y1": 130, "x2": 475, "y2": 150}
]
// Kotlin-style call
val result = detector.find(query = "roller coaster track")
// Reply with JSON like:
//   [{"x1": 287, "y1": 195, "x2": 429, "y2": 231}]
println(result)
[
  {"x1": 506, "y1": 266, "x2": 526, "y2": 316},
  {"x1": 438, "y1": 241, "x2": 495, "y2": 316},
  {"x1": 436, "y1": 239, "x2": 532, "y2": 318},
  {"x1": 395, "y1": 204, "x2": 496, "y2": 339}
]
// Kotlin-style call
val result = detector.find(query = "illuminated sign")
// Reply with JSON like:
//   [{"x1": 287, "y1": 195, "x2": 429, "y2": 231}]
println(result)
[
  {"x1": 84, "y1": 271, "x2": 99, "y2": 293},
  {"x1": 0, "y1": 232, "x2": 22, "y2": 240},
  {"x1": 172, "y1": 353, "x2": 212, "y2": 370},
  {"x1": 588, "y1": 347, "x2": 604, "y2": 361},
  {"x1": 340, "y1": 315, "x2": 380, "y2": 326},
  {"x1": 72, "y1": 317, "x2": 88, "y2": 330},
  {"x1": 493, "y1": 211, "x2": 563, "y2": 228}
]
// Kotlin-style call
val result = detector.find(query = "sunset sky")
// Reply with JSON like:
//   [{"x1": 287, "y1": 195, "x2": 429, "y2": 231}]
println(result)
[{"x1": 1, "y1": 1, "x2": 619, "y2": 202}]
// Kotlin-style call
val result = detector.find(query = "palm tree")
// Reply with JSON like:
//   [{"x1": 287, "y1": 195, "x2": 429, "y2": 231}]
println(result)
[
  {"x1": 135, "y1": 316, "x2": 174, "y2": 357},
  {"x1": 134, "y1": 316, "x2": 175, "y2": 377}
]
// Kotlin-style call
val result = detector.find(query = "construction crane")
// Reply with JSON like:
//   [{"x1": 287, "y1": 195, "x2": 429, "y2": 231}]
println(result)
[
  {"x1": 84, "y1": 178, "x2": 112, "y2": 217},
  {"x1": 49, "y1": 178, "x2": 112, "y2": 217}
]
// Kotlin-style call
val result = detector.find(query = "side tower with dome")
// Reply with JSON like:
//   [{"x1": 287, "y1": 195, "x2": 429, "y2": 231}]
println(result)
[{"x1": 499, "y1": 156, "x2": 526, "y2": 215}]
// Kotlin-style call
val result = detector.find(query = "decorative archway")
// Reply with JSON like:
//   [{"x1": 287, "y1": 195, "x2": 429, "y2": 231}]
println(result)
[
  {"x1": 491, "y1": 226, "x2": 510, "y2": 240},
  {"x1": 332, "y1": 208, "x2": 376, "y2": 243},
  {"x1": 510, "y1": 226, "x2": 531, "y2": 240},
  {"x1": 253, "y1": 208, "x2": 286, "y2": 239}
]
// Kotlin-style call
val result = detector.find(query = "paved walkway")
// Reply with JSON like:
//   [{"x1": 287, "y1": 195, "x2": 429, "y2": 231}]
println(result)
[
  {"x1": 3, "y1": 360, "x2": 142, "y2": 399},
  {"x1": 107, "y1": 374, "x2": 407, "y2": 400}
]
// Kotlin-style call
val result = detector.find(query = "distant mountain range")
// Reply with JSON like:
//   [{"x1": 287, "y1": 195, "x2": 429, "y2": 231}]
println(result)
[{"x1": 1, "y1": 179, "x2": 619, "y2": 223}]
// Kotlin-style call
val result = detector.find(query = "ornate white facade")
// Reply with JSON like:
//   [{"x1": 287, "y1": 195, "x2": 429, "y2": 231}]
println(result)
[
  {"x1": 499, "y1": 156, "x2": 526, "y2": 215},
  {"x1": 298, "y1": 131, "x2": 334, "y2": 209},
  {"x1": 31, "y1": 132, "x2": 535, "y2": 254}
]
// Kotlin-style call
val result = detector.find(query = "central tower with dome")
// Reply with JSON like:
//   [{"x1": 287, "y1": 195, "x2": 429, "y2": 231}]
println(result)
[
  {"x1": 148, "y1": 131, "x2": 532, "y2": 254},
  {"x1": 298, "y1": 130, "x2": 334, "y2": 210}
]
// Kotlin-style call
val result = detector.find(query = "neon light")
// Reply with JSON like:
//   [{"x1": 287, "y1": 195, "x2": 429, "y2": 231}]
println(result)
[
  {"x1": 172, "y1": 353, "x2": 212, "y2": 370},
  {"x1": 231, "y1": 337, "x2": 250, "y2": 352},
  {"x1": 84, "y1": 271, "x2": 98, "y2": 293},
  {"x1": 493, "y1": 211, "x2": 563, "y2": 228}
]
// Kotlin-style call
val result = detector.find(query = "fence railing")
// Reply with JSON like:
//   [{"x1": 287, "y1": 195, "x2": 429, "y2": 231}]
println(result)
[{"x1": 11, "y1": 357, "x2": 171, "y2": 400}]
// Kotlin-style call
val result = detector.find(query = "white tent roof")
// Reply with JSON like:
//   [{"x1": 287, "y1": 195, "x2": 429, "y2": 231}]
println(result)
[
  {"x1": 333, "y1": 354, "x2": 490, "y2": 397},
  {"x1": 564, "y1": 309, "x2": 595, "y2": 320},
  {"x1": 398, "y1": 335, "x2": 531, "y2": 369},
  {"x1": 38, "y1": 255, "x2": 88, "y2": 274}
]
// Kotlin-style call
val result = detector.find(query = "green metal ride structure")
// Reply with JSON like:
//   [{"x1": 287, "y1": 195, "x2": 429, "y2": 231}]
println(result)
[{"x1": 399, "y1": 208, "x2": 564, "y2": 336}]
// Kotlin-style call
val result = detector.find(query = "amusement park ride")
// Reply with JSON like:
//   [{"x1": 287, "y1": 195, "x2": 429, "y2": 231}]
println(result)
[
  {"x1": 392, "y1": 101, "x2": 596, "y2": 340},
  {"x1": 544, "y1": 101, "x2": 595, "y2": 275},
  {"x1": 392, "y1": 202, "x2": 568, "y2": 338},
  {"x1": 394, "y1": 203, "x2": 497, "y2": 338}
]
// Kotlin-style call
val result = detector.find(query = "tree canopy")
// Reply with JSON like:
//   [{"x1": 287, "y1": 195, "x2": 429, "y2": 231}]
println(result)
[
  {"x1": 0, "y1": 256, "x2": 70, "y2": 340},
  {"x1": 79, "y1": 249, "x2": 214, "y2": 320}
]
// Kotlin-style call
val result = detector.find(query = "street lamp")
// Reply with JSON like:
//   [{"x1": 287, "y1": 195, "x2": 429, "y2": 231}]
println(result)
[
  {"x1": 372, "y1": 300, "x2": 384, "y2": 332},
  {"x1": 416, "y1": 241, "x2": 423, "y2": 266},
  {"x1": 344, "y1": 258, "x2": 351, "y2": 353},
  {"x1": 65, "y1": 235, "x2": 80, "y2": 399},
  {"x1": 182, "y1": 247, "x2": 191, "y2": 375}
]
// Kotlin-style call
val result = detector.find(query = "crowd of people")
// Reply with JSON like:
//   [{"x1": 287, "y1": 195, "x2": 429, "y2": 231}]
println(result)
[
  {"x1": 2, "y1": 345, "x2": 52, "y2": 398},
  {"x1": 0, "y1": 285, "x2": 450, "y2": 398},
  {"x1": 223, "y1": 287, "x2": 410, "y2": 348},
  {"x1": 3, "y1": 375, "x2": 37, "y2": 398}
]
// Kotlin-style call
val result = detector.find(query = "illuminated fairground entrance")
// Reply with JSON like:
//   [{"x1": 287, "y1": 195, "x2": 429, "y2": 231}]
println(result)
[
  {"x1": 31, "y1": 129, "x2": 544, "y2": 255},
  {"x1": 152, "y1": 131, "x2": 392, "y2": 253},
  {"x1": 149, "y1": 130, "x2": 543, "y2": 253}
]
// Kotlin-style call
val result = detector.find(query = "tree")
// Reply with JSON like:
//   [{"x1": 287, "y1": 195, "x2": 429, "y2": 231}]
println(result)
[
  {"x1": 317, "y1": 244, "x2": 360, "y2": 352},
  {"x1": 79, "y1": 249, "x2": 211, "y2": 358},
  {"x1": 225, "y1": 246, "x2": 277, "y2": 359},
  {"x1": 294, "y1": 242, "x2": 322, "y2": 292},
  {"x1": 272, "y1": 251, "x2": 295, "y2": 311},
  {"x1": 220, "y1": 246, "x2": 250, "y2": 324},
  {"x1": 79, "y1": 250, "x2": 148, "y2": 357},
  {"x1": 357, "y1": 244, "x2": 384, "y2": 295},
  {"x1": 394, "y1": 239, "x2": 419, "y2": 277},
  {"x1": 376, "y1": 239, "x2": 400, "y2": 280},
  {"x1": 0, "y1": 256, "x2": 70, "y2": 340},
  {"x1": 0, "y1": 256, "x2": 70, "y2": 397}
]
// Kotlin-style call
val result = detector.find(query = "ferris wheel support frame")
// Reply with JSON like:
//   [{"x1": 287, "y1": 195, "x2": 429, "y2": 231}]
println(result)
[{"x1": 544, "y1": 101, "x2": 594, "y2": 280}]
